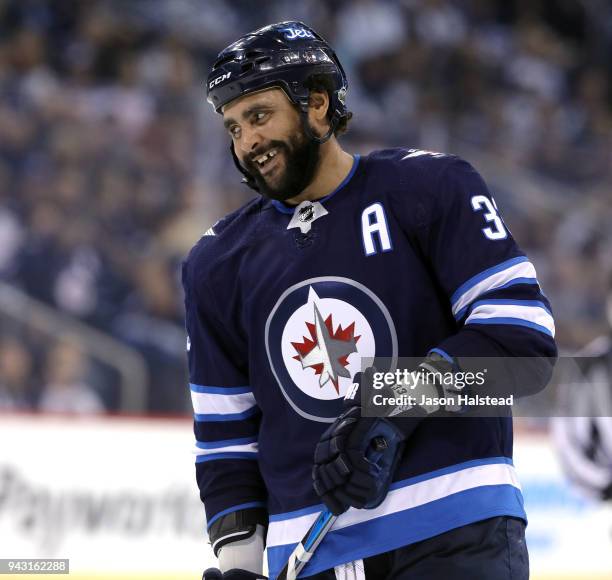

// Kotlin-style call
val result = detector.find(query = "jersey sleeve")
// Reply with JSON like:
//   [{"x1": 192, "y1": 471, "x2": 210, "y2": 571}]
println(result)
[
  {"x1": 409, "y1": 156, "x2": 557, "y2": 393},
  {"x1": 182, "y1": 250, "x2": 267, "y2": 529}
]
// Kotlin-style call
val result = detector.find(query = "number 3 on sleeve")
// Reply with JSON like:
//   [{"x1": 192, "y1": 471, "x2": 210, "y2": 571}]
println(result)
[{"x1": 471, "y1": 195, "x2": 508, "y2": 240}]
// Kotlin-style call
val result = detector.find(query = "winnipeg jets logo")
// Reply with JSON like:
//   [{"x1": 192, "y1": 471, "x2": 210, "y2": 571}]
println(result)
[
  {"x1": 265, "y1": 277, "x2": 398, "y2": 422},
  {"x1": 292, "y1": 301, "x2": 360, "y2": 394},
  {"x1": 282, "y1": 287, "x2": 366, "y2": 402},
  {"x1": 283, "y1": 27, "x2": 316, "y2": 40}
]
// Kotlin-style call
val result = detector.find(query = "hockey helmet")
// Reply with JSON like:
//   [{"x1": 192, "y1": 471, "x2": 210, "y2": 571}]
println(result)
[{"x1": 206, "y1": 21, "x2": 348, "y2": 143}]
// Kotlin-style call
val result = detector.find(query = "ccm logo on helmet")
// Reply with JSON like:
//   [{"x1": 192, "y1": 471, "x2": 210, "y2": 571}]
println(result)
[
  {"x1": 209, "y1": 72, "x2": 232, "y2": 90},
  {"x1": 283, "y1": 28, "x2": 315, "y2": 40}
]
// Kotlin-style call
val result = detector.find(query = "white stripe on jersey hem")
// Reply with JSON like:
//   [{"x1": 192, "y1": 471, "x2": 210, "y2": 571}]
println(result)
[
  {"x1": 466, "y1": 303, "x2": 555, "y2": 337},
  {"x1": 266, "y1": 462, "x2": 521, "y2": 548},
  {"x1": 452, "y1": 261, "x2": 538, "y2": 318},
  {"x1": 190, "y1": 389, "x2": 256, "y2": 415}
]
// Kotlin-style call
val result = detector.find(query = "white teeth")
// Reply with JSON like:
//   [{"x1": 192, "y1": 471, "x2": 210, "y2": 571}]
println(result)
[{"x1": 255, "y1": 149, "x2": 277, "y2": 166}]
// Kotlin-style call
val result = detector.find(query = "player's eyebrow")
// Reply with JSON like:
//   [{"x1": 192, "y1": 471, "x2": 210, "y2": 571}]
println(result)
[{"x1": 223, "y1": 104, "x2": 273, "y2": 129}]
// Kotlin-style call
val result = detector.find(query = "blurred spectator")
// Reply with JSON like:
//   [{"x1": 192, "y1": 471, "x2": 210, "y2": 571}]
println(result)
[
  {"x1": 0, "y1": 206, "x2": 23, "y2": 275},
  {"x1": 336, "y1": 0, "x2": 407, "y2": 65},
  {"x1": 414, "y1": 0, "x2": 468, "y2": 48},
  {"x1": 0, "y1": 337, "x2": 35, "y2": 410},
  {"x1": 38, "y1": 339, "x2": 105, "y2": 414}
]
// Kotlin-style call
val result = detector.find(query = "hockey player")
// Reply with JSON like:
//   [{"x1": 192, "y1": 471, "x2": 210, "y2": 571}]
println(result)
[{"x1": 184, "y1": 21, "x2": 557, "y2": 580}]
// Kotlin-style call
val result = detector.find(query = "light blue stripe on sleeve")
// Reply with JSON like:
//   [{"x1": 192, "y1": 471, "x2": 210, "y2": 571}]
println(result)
[
  {"x1": 196, "y1": 436, "x2": 258, "y2": 449},
  {"x1": 450, "y1": 256, "x2": 529, "y2": 306},
  {"x1": 451, "y1": 258, "x2": 540, "y2": 319},
  {"x1": 196, "y1": 452, "x2": 258, "y2": 463},
  {"x1": 190, "y1": 383, "x2": 251, "y2": 394},
  {"x1": 466, "y1": 317, "x2": 554, "y2": 337},
  {"x1": 455, "y1": 281, "x2": 540, "y2": 320},
  {"x1": 469, "y1": 299, "x2": 552, "y2": 315},
  {"x1": 194, "y1": 406, "x2": 259, "y2": 422}
]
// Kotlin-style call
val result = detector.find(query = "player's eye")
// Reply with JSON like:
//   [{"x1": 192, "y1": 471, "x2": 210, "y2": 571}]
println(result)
[
  {"x1": 254, "y1": 111, "x2": 269, "y2": 124},
  {"x1": 229, "y1": 125, "x2": 241, "y2": 139}
]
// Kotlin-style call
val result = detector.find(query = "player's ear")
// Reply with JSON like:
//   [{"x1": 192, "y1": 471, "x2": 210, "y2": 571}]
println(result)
[{"x1": 307, "y1": 90, "x2": 330, "y2": 136}]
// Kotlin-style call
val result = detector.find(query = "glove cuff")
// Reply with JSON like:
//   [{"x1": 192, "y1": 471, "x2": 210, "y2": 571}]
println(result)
[{"x1": 209, "y1": 508, "x2": 268, "y2": 557}]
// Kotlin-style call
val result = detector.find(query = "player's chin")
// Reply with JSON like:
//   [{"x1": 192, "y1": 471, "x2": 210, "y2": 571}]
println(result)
[
  {"x1": 259, "y1": 161, "x2": 285, "y2": 188},
  {"x1": 261, "y1": 174, "x2": 292, "y2": 201}
]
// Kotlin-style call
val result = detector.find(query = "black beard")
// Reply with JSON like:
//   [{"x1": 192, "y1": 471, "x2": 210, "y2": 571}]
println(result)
[{"x1": 242, "y1": 126, "x2": 321, "y2": 202}]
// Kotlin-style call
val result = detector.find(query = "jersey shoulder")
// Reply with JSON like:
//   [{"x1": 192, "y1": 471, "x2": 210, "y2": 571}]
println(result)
[
  {"x1": 183, "y1": 196, "x2": 265, "y2": 288},
  {"x1": 361, "y1": 147, "x2": 476, "y2": 226},
  {"x1": 361, "y1": 147, "x2": 459, "y2": 189}
]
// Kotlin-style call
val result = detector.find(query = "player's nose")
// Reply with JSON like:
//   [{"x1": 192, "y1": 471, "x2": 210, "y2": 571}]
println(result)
[{"x1": 238, "y1": 126, "x2": 261, "y2": 156}]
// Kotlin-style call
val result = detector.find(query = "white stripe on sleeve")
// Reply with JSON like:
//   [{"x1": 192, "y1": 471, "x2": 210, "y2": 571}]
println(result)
[
  {"x1": 190, "y1": 389, "x2": 256, "y2": 416},
  {"x1": 465, "y1": 303, "x2": 555, "y2": 337},
  {"x1": 194, "y1": 440, "x2": 259, "y2": 457},
  {"x1": 452, "y1": 260, "x2": 538, "y2": 318}
]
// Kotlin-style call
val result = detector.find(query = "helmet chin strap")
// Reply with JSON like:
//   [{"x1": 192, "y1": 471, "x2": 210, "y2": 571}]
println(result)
[
  {"x1": 230, "y1": 110, "x2": 337, "y2": 192},
  {"x1": 298, "y1": 105, "x2": 338, "y2": 144}
]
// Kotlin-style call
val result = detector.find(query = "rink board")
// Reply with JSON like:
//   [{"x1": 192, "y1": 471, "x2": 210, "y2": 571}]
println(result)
[{"x1": 0, "y1": 415, "x2": 610, "y2": 578}]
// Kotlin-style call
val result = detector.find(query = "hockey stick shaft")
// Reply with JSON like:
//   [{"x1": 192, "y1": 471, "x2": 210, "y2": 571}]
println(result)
[
  {"x1": 276, "y1": 509, "x2": 337, "y2": 580},
  {"x1": 276, "y1": 436, "x2": 390, "y2": 580}
]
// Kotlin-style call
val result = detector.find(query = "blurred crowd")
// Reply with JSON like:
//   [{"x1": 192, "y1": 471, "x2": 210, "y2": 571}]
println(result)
[
  {"x1": 0, "y1": 0, "x2": 611, "y2": 414},
  {"x1": 0, "y1": 333, "x2": 106, "y2": 413}
]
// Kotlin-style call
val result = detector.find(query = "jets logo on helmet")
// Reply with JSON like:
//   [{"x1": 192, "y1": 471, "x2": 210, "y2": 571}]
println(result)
[{"x1": 283, "y1": 27, "x2": 316, "y2": 40}]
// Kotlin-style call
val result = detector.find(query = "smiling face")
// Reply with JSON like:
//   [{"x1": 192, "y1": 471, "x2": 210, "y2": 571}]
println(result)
[{"x1": 222, "y1": 87, "x2": 322, "y2": 202}]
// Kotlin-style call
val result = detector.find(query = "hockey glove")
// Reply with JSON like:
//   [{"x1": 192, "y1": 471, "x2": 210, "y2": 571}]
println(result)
[
  {"x1": 312, "y1": 368, "x2": 406, "y2": 515},
  {"x1": 312, "y1": 353, "x2": 465, "y2": 515},
  {"x1": 203, "y1": 568, "x2": 266, "y2": 580}
]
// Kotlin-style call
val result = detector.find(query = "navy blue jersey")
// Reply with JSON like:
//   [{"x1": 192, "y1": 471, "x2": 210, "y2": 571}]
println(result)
[{"x1": 182, "y1": 148, "x2": 556, "y2": 578}]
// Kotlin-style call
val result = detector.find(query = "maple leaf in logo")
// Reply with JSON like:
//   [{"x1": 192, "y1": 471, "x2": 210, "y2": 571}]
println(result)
[{"x1": 291, "y1": 302, "x2": 360, "y2": 394}]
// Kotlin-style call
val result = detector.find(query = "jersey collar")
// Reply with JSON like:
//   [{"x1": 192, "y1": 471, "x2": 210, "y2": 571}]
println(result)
[{"x1": 269, "y1": 154, "x2": 361, "y2": 214}]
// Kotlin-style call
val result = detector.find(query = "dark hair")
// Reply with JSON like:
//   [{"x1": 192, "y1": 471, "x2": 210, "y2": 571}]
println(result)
[{"x1": 304, "y1": 74, "x2": 353, "y2": 136}]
